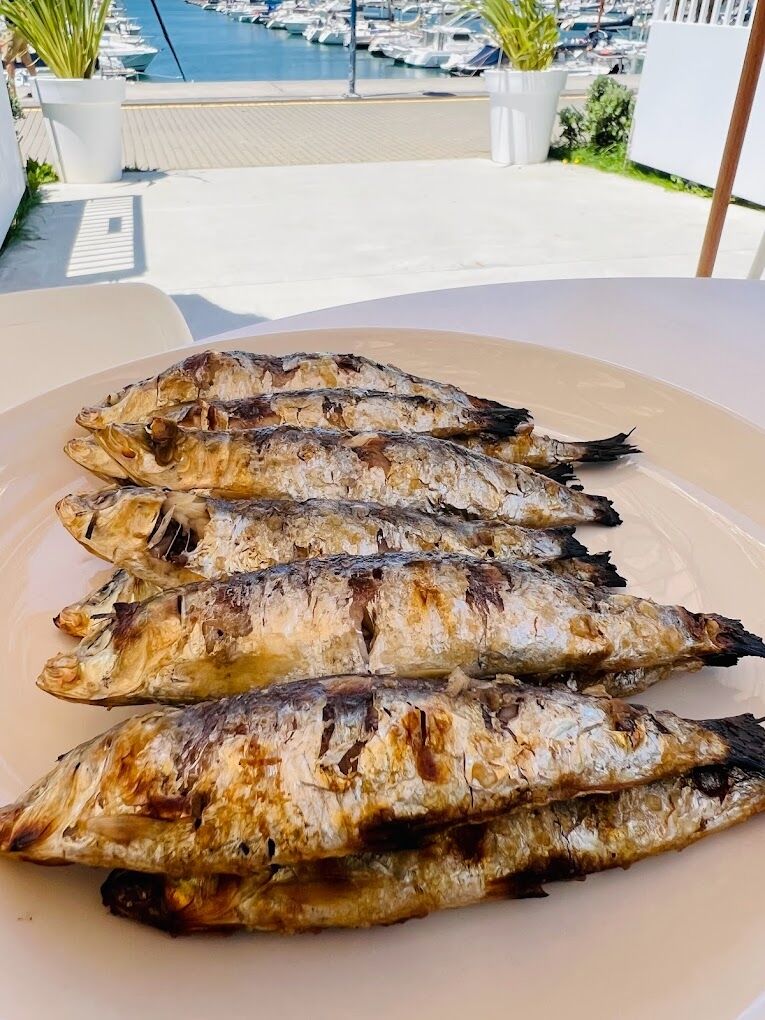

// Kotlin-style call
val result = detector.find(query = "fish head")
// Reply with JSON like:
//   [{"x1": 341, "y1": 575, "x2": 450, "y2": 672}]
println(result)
[
  {"x1": 56, "y1": 486, "x2": 201, "y2": 565},
  {"x1": 37, "y1": 619, "x2": 126, "y2": 704},
  {"x1": 94, "y1": 420, "x2": 188, "y2": 484},
  {"x1": 64, "y1": 437, "x2": 131, "y2": 484}
]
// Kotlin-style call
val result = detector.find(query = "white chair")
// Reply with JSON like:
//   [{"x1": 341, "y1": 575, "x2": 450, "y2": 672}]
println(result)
[{"x1": 0, "y1": 282, "x2": 192, "y2": 412}]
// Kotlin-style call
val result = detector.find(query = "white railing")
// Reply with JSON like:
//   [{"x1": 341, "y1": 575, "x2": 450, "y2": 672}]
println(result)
[
  {"x1": 653, "y1": 0, "x2": 757, "y2": 26},
  {"x1": 0, "y1": 80, "x2": 26, "y2": 248}
]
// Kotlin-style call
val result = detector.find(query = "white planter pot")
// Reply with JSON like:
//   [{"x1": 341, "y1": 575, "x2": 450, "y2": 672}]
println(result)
[
  {"x1": 34, "y1": 77, "x2": 125, "y2": 184},
  {"x1": 484, "y1": 68, "x2": 567, "y2": 166}
]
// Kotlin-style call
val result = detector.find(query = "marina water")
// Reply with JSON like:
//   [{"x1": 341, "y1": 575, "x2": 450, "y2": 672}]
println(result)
[{"x1": 123, "y1": 0, "x2": 442, "y2": 81}]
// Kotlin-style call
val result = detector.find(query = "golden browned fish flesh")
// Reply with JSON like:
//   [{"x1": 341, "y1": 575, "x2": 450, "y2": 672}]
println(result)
[
  {"x1": 4, "y1": 674, "x2": 763, "y2": 874},
  {"x1": 86, "y1": 422, "x2": 621, "y2": 529},
  {"x1": 76, "y1": 351, "x2": 530, "y2": 431},
  {"x1": 37, "y1": 553, "x2": 763, "y2": 705},
  {"x1": 56, "y1": 488, "x2": 592, "y2": 589},
  {"x1": 101, "y1": 762, "x2": 765, "y2": 933},
  {"x1": 65, "y1": 438, "x2": 130, "y2": 484},
  {"x1": 54, "y1": 569, "x2": 161, "y2": 640},
  {"x1": 158, "y1": 389, "x2": 531, "y2": 439}
]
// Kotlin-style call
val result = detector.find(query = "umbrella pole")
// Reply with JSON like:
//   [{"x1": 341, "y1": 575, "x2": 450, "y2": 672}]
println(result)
[{"x1": 696, "y1": 0, "x2": 765, "y2": 277}]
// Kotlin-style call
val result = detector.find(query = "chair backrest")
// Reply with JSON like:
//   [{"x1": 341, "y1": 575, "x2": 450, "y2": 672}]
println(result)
[{"x1": 0, "y1": 282, "x2": 193, "y2": 412}]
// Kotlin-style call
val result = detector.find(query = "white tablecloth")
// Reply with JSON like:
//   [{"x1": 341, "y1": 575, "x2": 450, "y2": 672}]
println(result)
[{"x1": 211, "y1": 277, "x2": 765, "y2": 428}]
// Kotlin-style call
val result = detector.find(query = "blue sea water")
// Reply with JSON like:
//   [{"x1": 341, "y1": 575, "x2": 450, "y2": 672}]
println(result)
[{"x1": 123, "y1": 0, "x2": 442, "y2": 81}]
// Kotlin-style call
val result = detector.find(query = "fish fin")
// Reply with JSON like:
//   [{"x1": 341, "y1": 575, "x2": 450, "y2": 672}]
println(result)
[
  {"x1": 566, "y1": 552, "x2": 626, "y2": 588},
  {"x1": 591, "y1": 496, "x2": 622, "y2": 527},
  {"x1": 703, "y1": 714, "x2": 765, "y2": 775},
  {"x1": 704, "y1": 615, "x2": 765, "y2": 665},
  {"x1": 86, "y1": 814, "x2": 189, "y2": 843},
  {"x1": 573, "y1": 429, "x2": 640, "y2": 463},
  {"x1": 555, "y1": 528, "x2": 590, "y2": 560},
  {"x1": 473, "y1": 406, "x2": 533, "y2": 437},
  {"x1": 541, "y1": 462, "x2": 578, "y2": 486}
]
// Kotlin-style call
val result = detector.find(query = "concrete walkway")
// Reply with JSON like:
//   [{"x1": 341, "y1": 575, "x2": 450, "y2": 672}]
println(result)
[{"x1": 1, "y1": 159, "x2": 761, "y2": 339}]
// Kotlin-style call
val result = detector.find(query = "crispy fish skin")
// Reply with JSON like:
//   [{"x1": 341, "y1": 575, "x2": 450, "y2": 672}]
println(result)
[
  {"x1": 37, "y1": 553, "x2": 764, "y2": 705},
  {"x1": 2, "y1": 674, "x2": 760, "y2": 874},
  {"x1": 101, "y1": 763, "x2": 765, "y2": 933},
  {"x1": 90, "y1": 422, "x2": 621, "y2": 529},
  {"x1": 158, "y1": 389, "x2": 530, "y2": 439},
  {"x1": 76, "y1": 351, "x2": 530, "y2": 431},
  {"x1": 457, "y1": 431, "x2": 640, "y2": 470},
  {"x1": 55, "y1": 570, "x2": 162, "y2": 640},
  {"x1": 56, "y1": 488, "x2": 590, "y2": 588}
]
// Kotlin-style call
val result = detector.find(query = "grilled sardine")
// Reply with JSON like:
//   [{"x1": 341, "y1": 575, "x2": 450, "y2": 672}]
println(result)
[
  {"x1": 3, "y1": 674, "x2": 762, "y2": 873},
  {"x1": 84, "y1": 422, "x2": 621, "y2": 529},
  {"x1": 151, "y1": 393, "x2": 637, "y2": 468},
  {"x1": 38, "y1": 553, "x2": 764, "y2": 705},
  {"x1": 101, "y1": 762, "x2": 765, "y2": 933},
  {"x1": 157, "y1": 389, "x2": 530, "y2": 439},
  {"x1": 76, "y1": 351, "x2": 531, "y2": 431},
  {"x1": 57, "y1": 488, "x2": 591, "y2": 589}
]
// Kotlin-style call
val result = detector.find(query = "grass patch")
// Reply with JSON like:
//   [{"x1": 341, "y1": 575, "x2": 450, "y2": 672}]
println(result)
[
  {"x1": 549, "y1": 142, "x2": 714, "y2": 197},
  {"x1": 1, "y1": 158, "x2": 58, "y2": 253}
]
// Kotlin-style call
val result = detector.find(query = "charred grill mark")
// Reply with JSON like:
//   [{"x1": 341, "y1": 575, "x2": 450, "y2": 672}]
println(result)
[
  {"x1": 334, "y1": 354, "x2": 364, "y2": 375},
  {"x1": 465, "y1": 563, "x2": 506, "y2": 616},
  {"x1": 691, "y1": 765, "x2": 732, "y2": 802},
  {"x1": 401, "y1": 708, "x2": 442, "y2": 783},
  {"x1": 357, "y1": 814, "x2": 435, "y2": 853},
  {"x1": 449, "y1": 821, "x2": 487, "y2": 863},
  {"x1": 349, "y1": 436, "x2": 393, "y2": 475},
  {"x1": 607, "y1": 700, "x2": 646, "y2": 748},
  {"x1": 337, "y1": 740, "x2": 367, "y2": 776},
  {"x1": 8, "y1": 820, "x2": 52, "y2": 853},
  {"x1": 321, "y1": 395, "x2": 348, "y2": 429},
  {"x1": 319, "y1": 703, "x2": 336, "y2": 759},
  {"x1": 348, "y1": 570, "x2": 383, "y2": 655}
]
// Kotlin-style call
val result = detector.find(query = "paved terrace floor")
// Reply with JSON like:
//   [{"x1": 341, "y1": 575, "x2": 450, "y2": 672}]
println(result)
[{"x1": 1, "y1": 159, "x2": 761, "y2": 339}]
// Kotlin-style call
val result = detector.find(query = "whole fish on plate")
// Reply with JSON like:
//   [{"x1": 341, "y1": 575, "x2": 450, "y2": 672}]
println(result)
[
  {"x1": 79, "y1": 423, "x2": 621, "y2": 529},
  {"x1": 145, "y1": 392, "x2": 637, "y2": 468},
  {"x1": 37, "y1": 553, "x2": 763, "y2": 705},
  {"x1": 54, "y1": 569, "x2": 160, "y2": 639},
  {"x1": 76, "y1": 351, "x2": 531, "y2": 431},
  {"x1": 57, "y1": 488, "x2": 591, "y2": 588},
  {"x1": 153, "y1": 389, "x2": 531, "y2": 439},
  {"x1": 101, "y1": 761, "x2": 765, "y2": 933},
  {"x1": 3, "y1": 674, "x2": 762, "y2": 874}
]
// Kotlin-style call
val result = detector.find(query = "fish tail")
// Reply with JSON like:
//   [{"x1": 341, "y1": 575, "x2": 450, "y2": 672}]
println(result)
[
  {"x1": 555, "y1": 528, "x2": 590, "y2": 559},
  {"x1": 590, "y1": 495, "x2": 622, "y2": 527},
  {"x1": 559, "y1": 553, "x2": 626, "y2": 588},
  {"x1": 567, "y1": 430, "x2": 640, "y2": 463},
  {"x1": 473, "y1": 406, "x2": 533, "y2": 437},
  {"x1": 703, "y1": 714, "x2": 765, "y2": 775},
  {"x1": 541, "y1": 462, "x2": 578, "y2": 486},
  {"x1": 704, "y1": 614, "x2": 765, "y2": 666}
]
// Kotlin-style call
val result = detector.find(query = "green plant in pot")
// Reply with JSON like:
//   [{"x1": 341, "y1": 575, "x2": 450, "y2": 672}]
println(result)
[
  {"x1": 465, "y1": 0, "x2": 565, "y2": 165},
  {"x1": 0, "y1": 0, "x2": 125, "y2": 183}
]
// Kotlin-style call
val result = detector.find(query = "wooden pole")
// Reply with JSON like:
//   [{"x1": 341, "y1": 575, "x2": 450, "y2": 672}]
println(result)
[{"x1": 696, "y1": 0, "x2": 765, "y2": 276}]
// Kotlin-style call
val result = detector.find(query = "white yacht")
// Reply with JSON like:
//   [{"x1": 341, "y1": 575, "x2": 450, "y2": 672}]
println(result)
[
  {"x1": 100, "y1": 31, "x2": 159, "y2": 72},
  {"x1": 317, "y1": 17, "x2": 348, "y2": 43},
  {"x1": 402, "y1": 11, "x2": 488, "y2": 68}
]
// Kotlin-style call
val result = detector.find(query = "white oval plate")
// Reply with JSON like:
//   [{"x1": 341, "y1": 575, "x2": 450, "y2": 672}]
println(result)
[{"x1": 0, "y1": 328, "x2": 764, "y2": 1020}]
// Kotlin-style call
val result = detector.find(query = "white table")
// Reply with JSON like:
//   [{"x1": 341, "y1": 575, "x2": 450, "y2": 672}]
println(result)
[{"x1": 211, "y1": 278, "x2": 765, "y2": 428}]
